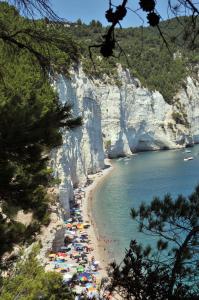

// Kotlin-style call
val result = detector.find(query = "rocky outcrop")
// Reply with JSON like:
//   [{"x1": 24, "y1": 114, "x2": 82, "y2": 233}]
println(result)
[{"x1": 51, "y1": 67, "x2": 199, "y2": 210}]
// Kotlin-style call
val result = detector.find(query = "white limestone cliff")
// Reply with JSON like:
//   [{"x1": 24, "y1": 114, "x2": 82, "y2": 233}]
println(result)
[{"x1": 51, "y1": 67, "x2": 199, "y2": 211}]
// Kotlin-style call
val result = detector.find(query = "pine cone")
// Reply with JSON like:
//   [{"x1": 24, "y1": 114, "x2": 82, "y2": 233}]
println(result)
[
  {"x1": 139, "y1": 0, "x2": 155, "y2": 12},
  {"x1": 147, "y1": 12, "x2": 160, "y2": 26}
]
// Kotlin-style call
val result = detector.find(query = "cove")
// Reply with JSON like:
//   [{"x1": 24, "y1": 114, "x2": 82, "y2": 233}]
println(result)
[{"x1": 92, "y1": 145, "x2": 199, "y2": 263}]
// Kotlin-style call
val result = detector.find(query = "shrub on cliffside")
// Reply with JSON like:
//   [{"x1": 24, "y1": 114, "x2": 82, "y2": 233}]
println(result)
[{"x1": 0, "y1": 247, "x2": 74, "y2": 300}]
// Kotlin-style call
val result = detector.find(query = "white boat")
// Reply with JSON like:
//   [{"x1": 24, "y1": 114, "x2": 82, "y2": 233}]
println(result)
[
  {"x1": 184, "y1": 156, "x2": 194, "y2": 161},
  {"x1": 184, "y1": 149, "x2": 192, "y2": 153},
  {"x1": 117, "y1": 157, "x2": 124, "y2": 161}
]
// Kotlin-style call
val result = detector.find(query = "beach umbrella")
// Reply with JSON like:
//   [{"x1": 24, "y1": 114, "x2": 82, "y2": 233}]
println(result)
[
  {"x1": 87, "y1": 291, "x2": 98, "y2": 299},
  {"x1": 79, "y1": 276, "x2": 88, "y2": 282},
  {"x1": 63, "y1": 273, "x2": 73, "y2": 282},
  {"x1": 74, "y1": 243, "x2": 83, "y2": 247},
  {"x1": 78, "y1": 272, "x2": 92, "y2": 281},
  {"x1": 76, "y1": 265, "x2": 84, "y2": 273},
  {"x1": 61, "y1": 247, "x2": 71, "y2": 253},
  {"x1": 68, "y1": 230, "x2": 76, "y2": 235},
  {"x1": 55, "y1": 262, "x2": 70, "y2": 269},
  {"x1": 77, "y1": 224, "x2": 84, "y2": 230},
  {"x1": 66, "y1": 223, "x2": 72, "y2": 228},
  {"x1": 88, "y1": 287, "x2": 96, "y2": 292},
  {"x1": 59, "y1": 256, "x2": 67, "y2": 260},
  {"x1": 74, "y1": 285, "x2": 85, "y2": 295},
  {"x1": 56, "y1": 258, "x2": 66, "y2": 262},
  {"x1": 73, "y1": 238, "x2": 81, "y2": 243},
  {"x1": 48, "y1": 253, "x2": 56, "y2": 259},
  {"x1": 81, "y1": 231, "x2": 88, "y2": 235},
  {"x1": 66, "y1": 218, "x2": 73, "y2": 223},
  {"x1": 55, "y1": 268, "x2": 65, "y2": 273},
  {"x1": 85, "y1": 283, "x2": 93, "y2": 288},
  {"x1": 93, "y1": 260, "x2": 100, "y2": 265},
  {"x1": 57, "y1": 252, "x2": 67, "y2": 257},
  {"x1": 60, "y1": 246, "x2": 68, "y2": 251}
]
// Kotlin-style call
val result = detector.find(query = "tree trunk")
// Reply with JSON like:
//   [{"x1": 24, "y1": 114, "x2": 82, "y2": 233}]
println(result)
[{"x1": 168, "y1": 225, "x2": 199, "y2": 299}]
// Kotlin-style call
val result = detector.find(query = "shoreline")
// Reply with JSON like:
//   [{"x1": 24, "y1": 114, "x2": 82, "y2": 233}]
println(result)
[{"x1": 82, "y1": 158, "x2": 115, "y2": 277}]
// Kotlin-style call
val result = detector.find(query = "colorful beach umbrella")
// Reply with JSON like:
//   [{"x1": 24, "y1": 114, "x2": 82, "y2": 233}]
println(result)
[
  {"x1": 78, "y1": 272, "x2": 92, "y2": 282},
  {"x1": 76, "y1": 265, "x2": 84, "y2": 273},
  {"x1": 79, "y1": 276, "x2": 88, "y2": 282}
]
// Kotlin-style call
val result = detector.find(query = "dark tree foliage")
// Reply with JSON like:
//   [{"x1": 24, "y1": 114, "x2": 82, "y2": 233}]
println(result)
[
  {"x1": 0, "y1": 3, "x2": 81, "y2": 264},
  {"x1": 0, "y1": 246, "x2": 75, "y2": 300},
  {"x1": 0, "y1": 2, "x2": 79, "y2": 73},
  {"x1": 106, "y1": 186, "x2": 199, "y2": 299}
]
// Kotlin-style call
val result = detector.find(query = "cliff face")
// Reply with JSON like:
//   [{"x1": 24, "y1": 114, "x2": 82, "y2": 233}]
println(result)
[{"x1": 51, "y1": 67, "x2": 199, "y2": 210}]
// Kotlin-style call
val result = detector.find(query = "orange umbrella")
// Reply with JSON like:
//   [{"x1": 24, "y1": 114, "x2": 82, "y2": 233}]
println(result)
[
  {"x1": 57, "y1": 252, "x2": 67, "y2": 257},
  {"x1": 66, "y1": 223, "x2": 72, "y2": 228},
  {"x1": 76, "y1": 224, "x2": 84, "y2": 230}
]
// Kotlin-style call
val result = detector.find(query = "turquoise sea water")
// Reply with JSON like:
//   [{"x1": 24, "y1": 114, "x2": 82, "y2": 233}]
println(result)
[{"x1": 92, "y1": 145, "x2": 199, "y2": 263}]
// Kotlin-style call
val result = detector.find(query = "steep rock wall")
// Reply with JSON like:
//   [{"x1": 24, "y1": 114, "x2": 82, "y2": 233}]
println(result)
[{"x1": 52, "y1": 67, "x2": 199, "y2": 210}]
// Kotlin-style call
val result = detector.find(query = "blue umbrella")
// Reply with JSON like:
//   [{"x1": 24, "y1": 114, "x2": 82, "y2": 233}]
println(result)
[
  {"x1": 85, "y1": 283, "x2": 93, "y2": 288},
  {"x1": 74, "y1": 243, "x2": 84, "y2": 247}
]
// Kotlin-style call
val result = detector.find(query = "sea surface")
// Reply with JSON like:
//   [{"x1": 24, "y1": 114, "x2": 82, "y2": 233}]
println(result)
[{"x1": 92, "y1": 145, "x2": 199, "y2": 263}]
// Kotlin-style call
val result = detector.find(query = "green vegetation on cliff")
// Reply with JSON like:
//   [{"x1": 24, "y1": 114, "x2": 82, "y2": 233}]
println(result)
[
  {"x1": 0, "y1": 246, "x2": 74, "y2": 300},
  {"x1": 59, "y1": 17, "x2": 198, "y2": 103}
]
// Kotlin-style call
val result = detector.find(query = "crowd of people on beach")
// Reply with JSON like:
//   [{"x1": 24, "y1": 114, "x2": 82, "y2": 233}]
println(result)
[{"x1": 45, "y1": 183, "x2": 114, "y2": 300}]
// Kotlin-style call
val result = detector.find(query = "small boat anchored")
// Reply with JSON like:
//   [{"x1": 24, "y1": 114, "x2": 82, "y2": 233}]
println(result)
[
  {"x1": 184, "y1": 156, "x2": 194, "y2": 161},
  {"x1": 184, "y1": 149, "x2": 192, "y2": 153}
]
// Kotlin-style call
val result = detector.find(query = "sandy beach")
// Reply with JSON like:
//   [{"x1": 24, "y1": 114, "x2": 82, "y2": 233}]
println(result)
[
  {"x1": 82, "y1": 159, "x2": 115, "y2": 278},
  {"x1": 42, "y1": 158, "x2": 115, "y2": 299}
]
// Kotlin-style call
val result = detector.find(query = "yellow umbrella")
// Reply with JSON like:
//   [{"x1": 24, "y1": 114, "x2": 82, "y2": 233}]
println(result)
[
  {"x1": 55, "y1": 268, "x2": 64, "y2": 272},
  {"x1": 48, "y1": 254, "x2": 56, "y2": 258},
  {"x1": 88, "y1": 287, "x2": 96, "y2": 292}
]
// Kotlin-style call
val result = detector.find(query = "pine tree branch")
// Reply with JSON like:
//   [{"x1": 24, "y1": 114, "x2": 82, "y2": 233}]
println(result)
[{"x1": 168, "y1": 226, "x2": 199, "y2": 297}]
